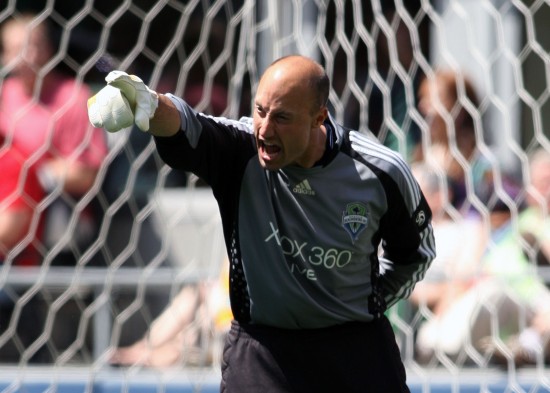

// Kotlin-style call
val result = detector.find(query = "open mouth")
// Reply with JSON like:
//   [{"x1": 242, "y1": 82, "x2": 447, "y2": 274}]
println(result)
[{"x1": 259, "y1": 140, "x2": 281, "y2": 161}]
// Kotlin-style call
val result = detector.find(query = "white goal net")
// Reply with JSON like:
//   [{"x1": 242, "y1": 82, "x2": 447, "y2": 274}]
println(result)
[{"x1": 1, "y1": 0, "x2": 549, "y2": 392}]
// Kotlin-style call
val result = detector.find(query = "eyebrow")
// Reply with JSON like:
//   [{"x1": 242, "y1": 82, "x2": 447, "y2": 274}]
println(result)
[{"x1": 255, "y1": 102, "x2": 290, "y2": 114}]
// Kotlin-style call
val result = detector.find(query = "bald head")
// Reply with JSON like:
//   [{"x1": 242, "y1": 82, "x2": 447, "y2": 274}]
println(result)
[
  {"x1": 253, "y1": 55, "x2": 330, "y2": 170},
  {"x1": 261, "y1": 55, "x2": 329, "y2": 113}
]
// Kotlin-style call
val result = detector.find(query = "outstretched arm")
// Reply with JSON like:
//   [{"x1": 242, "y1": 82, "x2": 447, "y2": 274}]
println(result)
[
  {"x1": 149, "y1": 94, "x2": 182, "y2": 137},
  {"x1": 88, "y1": 71, "x2": 182, "y2": 137}
]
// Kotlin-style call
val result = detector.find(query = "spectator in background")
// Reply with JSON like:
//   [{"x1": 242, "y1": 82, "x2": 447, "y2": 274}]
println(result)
[
  {"x1": 409, "y1": 162, "x2": 486, "y2": 321},
  {"x1": 110, "y1": 259, "x2": 232, "y2": 368},
  {"x1": 0, "y1": 13, "x2": 107, "y2": 363},
  {"x1": 478, "y1": 147, "x2": 550, "y2": 367},
  {"x1": 374, "y1": 4, "x2": 424, "y2": 162},
  {"x1": 330, "y1": 2, "x2": 425, "y2": 162},
  {"x1": 0, "y1": 13, "x2": 108, "y2": 265},
  {"x1": 0, "y1": 134, "x2": 44, "y2": 266},
  {"x1": 414, "y1": 176, "x2": 550, "y2": 366},
  {"x1": 415, "y1": 70, "x2": 493, "y2": 212},
  {"x1": 519, "y1": 147, "x2": 550, "y2": 266},
  {"x1": 0, "y1": 132, "x2": 45, "y2": 363}
]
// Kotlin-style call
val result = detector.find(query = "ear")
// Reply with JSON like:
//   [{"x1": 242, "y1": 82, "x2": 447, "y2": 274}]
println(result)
[{"x1": 312, "y1": 106, "x2": 328, "y2": 128}]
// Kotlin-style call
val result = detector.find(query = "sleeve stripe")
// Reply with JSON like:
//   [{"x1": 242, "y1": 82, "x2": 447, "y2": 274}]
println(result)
[
  {"x1": 197, "y1": 113, "x2": 254, "y2": 134},
  {"x1": 384, "y1": 225, "x2": 437, "y2": 305},
  {"x1": 349, "y1": 132, "x2": 421, "y2": 209}
]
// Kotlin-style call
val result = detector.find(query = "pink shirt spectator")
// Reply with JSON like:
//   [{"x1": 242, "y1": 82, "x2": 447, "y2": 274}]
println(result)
[
  {"x1": 0, "y1": 145, "x2": 44, "y2": 266},
  {"x1": 0, "y1": 75, "x2": 107, "y2": 170}
]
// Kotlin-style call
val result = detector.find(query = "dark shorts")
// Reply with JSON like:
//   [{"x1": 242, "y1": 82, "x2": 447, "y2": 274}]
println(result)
[{"x1": 220, "y1": 316, "x2": 410, "y2": 393}]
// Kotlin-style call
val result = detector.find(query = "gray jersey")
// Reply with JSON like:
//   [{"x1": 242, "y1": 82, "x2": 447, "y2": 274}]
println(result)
[{"x1": 155, "y1": 94, "x2": 435, "y2": 329}]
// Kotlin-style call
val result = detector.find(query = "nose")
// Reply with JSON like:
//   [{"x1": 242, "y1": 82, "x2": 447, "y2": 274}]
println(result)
[{"x1": 258, "y1": 115, "x2": 275, "y2": 139}]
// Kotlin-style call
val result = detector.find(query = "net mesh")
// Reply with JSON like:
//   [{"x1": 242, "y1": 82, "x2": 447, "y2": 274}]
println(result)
[{"x1": 1, "y1": 0, "x2": 550, "y2": 391}]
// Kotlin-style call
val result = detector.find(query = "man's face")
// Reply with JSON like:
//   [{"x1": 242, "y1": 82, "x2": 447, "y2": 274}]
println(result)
[
  {"x1": 418, "y1": 78, "x2": 453, "y2": 144},
  {"x1": 1, "y1": 20, "x2": 52, "y2": 79},
  {"x1": 253, "y1": 68, "x2": 321, "y2": 171}
]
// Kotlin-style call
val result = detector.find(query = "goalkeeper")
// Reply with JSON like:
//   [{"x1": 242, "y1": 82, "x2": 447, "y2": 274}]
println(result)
[{"x1": 88, "y1": 55, "x2": 435, "y2": 393}]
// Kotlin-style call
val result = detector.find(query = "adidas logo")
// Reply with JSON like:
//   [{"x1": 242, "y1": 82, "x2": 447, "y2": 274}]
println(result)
[{"x1": 292, "y1": 179, "x2": 316, "y2": 196}]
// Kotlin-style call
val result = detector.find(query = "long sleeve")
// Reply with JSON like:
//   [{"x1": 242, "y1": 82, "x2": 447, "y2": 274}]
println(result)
[{"x1": 378, "y1": 171, "x2": 436, "y2": 308}]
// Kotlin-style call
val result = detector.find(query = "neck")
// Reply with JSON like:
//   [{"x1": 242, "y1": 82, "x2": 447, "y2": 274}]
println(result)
[
  {"x1": 20, "y1": 74, "x2": 37, "y2": 96},
  {"x1": 303, "y1": 125, "x2": 327, "y2": 168},
  {"x1": 20, "y1": 70, "x2": 58, "y2": 97}
]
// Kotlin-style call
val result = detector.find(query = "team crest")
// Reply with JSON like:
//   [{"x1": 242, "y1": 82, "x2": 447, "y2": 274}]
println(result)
[{"x1": 342, "y1": 202, "x2": 369, "y2": 242}]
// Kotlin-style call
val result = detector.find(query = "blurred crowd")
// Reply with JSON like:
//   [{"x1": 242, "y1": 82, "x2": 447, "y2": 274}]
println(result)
[
  {"x1": 0, "y1": 3, "x2": 549, "y2": 371},
  {"x1": 0, "y1": 9, "x2": 228, "y2": 364}
]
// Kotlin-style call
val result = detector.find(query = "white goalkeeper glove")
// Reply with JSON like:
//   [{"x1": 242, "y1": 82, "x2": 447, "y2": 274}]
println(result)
[{"x1": 87, "y1": 71, "x2": 159, "y2": 132}]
